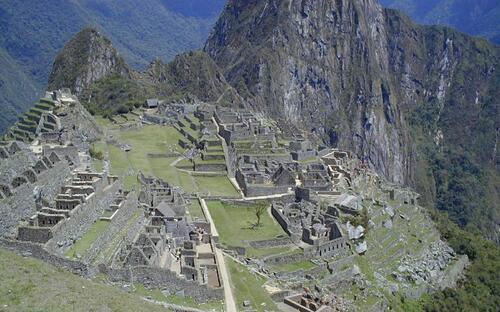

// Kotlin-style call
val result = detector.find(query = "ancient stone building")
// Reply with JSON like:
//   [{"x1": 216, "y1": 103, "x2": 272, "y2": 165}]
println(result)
[{"x1": 272, "y1": 198, "x2": 349, "y2": 259}]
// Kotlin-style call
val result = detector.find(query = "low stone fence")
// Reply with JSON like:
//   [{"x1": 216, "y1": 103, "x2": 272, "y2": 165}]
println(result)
[
  {"x1": 100, "y1": 266, "x2": 224, "y2": 303},
  {"x1": 248, "y1": 237, "x2": 294, "y2": 249},
  {"x1": 273, "y1": 263, "x2": 329, "y2": 280},
  {"x1": 220, "y1": 199, "x2": 265, "y2": 207},
  {"x1": 0, "y1": 238, "x2": 96, "y2": 277},
  {"x1": 147, "y1": 153, "x2": 180, "y2": 158},
  {"x1": 190, "y1": 171, "x2": 227, "y2": 177},
  {"x1": 263, "y1": 252, "x2": 310, "y2": 265},
  {"x1": 203, "y1": 195, "x2": 242, "y2": 201}
]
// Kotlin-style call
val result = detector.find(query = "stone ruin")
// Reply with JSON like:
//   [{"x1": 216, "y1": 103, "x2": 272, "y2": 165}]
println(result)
[
  {"x1": 115, "y1": 174, "x2": 222, "y2": 290},
  {"x1": 272, "y1": 192, "x2": 349, "y2": 259},
  {"x1": 17, "y1": 170, "x2": 120, "y2": 245},
  {"x1": 0, "y1": 141, "x2": 74, "y2": 199},
  {"x1": 235, "y1": 159, "x2": 297, "y2": 197},
  {"x1": 284, "y1": 288, "x2": 344, "y2": 312}
]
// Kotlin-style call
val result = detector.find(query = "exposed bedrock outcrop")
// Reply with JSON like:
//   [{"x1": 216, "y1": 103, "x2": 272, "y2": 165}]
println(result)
[{"x1": 204, "y1": 0, "x2": 499, "y2": 191}]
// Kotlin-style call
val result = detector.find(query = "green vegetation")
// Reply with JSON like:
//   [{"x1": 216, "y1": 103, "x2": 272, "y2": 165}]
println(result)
[
  {"x1": 226, "y1": 258, "x2": 277, "y2": 311},
  {"x1": 410, "y1": 97, "x2": 498, "y2": 243},
  {"x1": 415, "y1": 211, "x2": 500, "y2": 311},
  {"x1": 271, "y1": 260, "x2": 317, "y2": 273},
  {"x1": 85, "y1": 74, "x2": 146, "y2": 117},
  {"x1": 89, "y1": 144, "x2": 104, "y2": 161},
  {"x1": 206, "y1": 200, "x2": 286, "y2": 248},
  {"x1": 65, "y1": 220, "x2": 109, "y2": 259},
  {"x1": 380, "y1": 0, "x2": 500, "y2": 44},
  {"x1": 186, "y1": 199, "x2": 205, "y2": 221},
  {"x1": 96, "y1": 124, "x2": 238, "y2": 196},
  {"x1": 0, "y1": 248, "x2": 168, "y2": 312}
]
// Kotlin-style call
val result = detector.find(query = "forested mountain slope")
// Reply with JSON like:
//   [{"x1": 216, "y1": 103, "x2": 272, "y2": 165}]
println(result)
[{"x1": 0, "y1": 0, "x2": 226, "y2": 133}]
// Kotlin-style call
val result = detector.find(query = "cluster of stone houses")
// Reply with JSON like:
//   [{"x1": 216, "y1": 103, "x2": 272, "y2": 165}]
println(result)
[
  {"x1": 115, "y1": 174, "x2": 222, "y2": 290},
  {"x1": 17, "y1": 171, "x2": 120, "y2": 244},
  {"x1": 272, "y1": 189, "x2": 349, "y2": 259},
  {"x1": 0, "y1": 141, "x2": 79, "y2": 200}
]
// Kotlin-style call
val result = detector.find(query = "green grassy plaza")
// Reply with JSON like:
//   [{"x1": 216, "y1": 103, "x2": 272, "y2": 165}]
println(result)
[{"x1": 91, "y1": 123, "x2": 238, "y2": 196}]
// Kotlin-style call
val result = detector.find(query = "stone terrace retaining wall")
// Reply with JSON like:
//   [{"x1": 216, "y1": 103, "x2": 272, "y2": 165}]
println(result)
[
  {"x1": 83, "y1": 191, "x2": 139, "y2": 263},
  {"x1": 45, "y1": 180, "x2": 121, "y2": 254},
  {"x1": 273, "y1": 263, "x2": 329, "y2": 280},
  {"x1": 264, "y1": 252, "x2": 310, "y2": 265},
  {"x1": 100, "y1": 266, "x2": 224, "y2": 303},
  {"x1": 0, "y1": 239, "x2": 96, "y2": 277},
  {"x1": 0, "y1": 160, "x2": 71, "y2": 237},
  {"x1": 248, "y1": 237, "x2": 294, "y2": 248},
  {"x1": 327, "y1": 254, "x2": 356, "y2": 273}
]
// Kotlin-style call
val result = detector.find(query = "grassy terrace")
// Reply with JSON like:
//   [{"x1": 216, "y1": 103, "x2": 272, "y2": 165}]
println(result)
[
  {"x1": 227, "y1": 258, "x2": 277, "y2": 311},
  {"x1": 96, "y1": 124, "x2": 238, "y2": 196},
  {"x1": 94, "y1": 209, "x2": 143, "y2": 264},
  {"x1": 270, "y1": 259, "x2": 317, "y2": 272},
  {"x1": 186, "y1": 199, "x2": 205, "y2": 221},
  {"x1": 0, "y1": 249, "x2": 167, "y2": 312},
  {"x1": 207, "y1": 201, "x2": 292, "y2": 258},
  {"x1": 65, "y1": 220, "x2": 109, "y2": 259}
]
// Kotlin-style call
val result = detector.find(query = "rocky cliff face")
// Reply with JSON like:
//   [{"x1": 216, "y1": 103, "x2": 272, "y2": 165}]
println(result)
[
  {"x1": 204, "y1": 0, "x2": 498, "y2": 182},
  {"x1": 204, "y1": 0, "x2": 415, "y2": 184},
  {"x1": 48, "y1": 28, "x2": 130, "y2": 97},
  {"x1": 205, "y1": 0, "x2": 499, "y2": 240},
  {"x1": 142, "y1": 51, "x2": 244, "y2": 106}
]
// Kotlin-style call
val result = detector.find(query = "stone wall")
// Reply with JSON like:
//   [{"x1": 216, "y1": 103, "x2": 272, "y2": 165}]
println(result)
[
  {"x1": 274, "y1": 263, "x2": 329, "y2": 280},
  {"x1": 0, "y1": 160, "x2": 72, "y2": 238},
  {"x1": 17, "y1": 226, "x2": 52, "y2": 243},
  {"x1": 264, "y1": 252, "x2": 310, "y2": 265},
  {"x1": 82, "y1": 191, "x2": 139, "y2": 263},
  {"x1": 0, "y1": 146, "x2": 36, "y2": 185},
  {"x1": 0, "y1": 239, "x2": 96, "y2": 277},
  {"x1": 43, "y1": 145, "x2": 79, "y2": 167},
  {"x1": 45, "y1": 180, "x2": 121, "y2": 254},
  {"x1": 327, "y1": 254, "x2": 357, "y2": 273},
  {"x1": 303, "y1": 236, "x2": 350, "y2": 259},
  {"x1": 194, "y1": 163, "x2": 227, "y2": 172},
  {"x1": 248, "y1": 237, "x2": 293, "y2": 248},
  {"x1": 100, "y1": 266, "x2": 224, "y2": 303}
]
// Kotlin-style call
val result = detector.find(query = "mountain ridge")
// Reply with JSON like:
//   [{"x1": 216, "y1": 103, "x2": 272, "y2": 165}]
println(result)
[
  {"x1": 0, "y1": 0, "x2": 225, "y2": 133},
  {"x1": 379, "y1": 0, "x2": 500, "y2": 44}
]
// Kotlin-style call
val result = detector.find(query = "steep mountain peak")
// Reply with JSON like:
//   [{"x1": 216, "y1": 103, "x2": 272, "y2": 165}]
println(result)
[
  {"x1": 204, "y1": 0, "x2": 499, "y2": 241},
  {"x1": 48, "y1": 27, "x2": 130, "y2": 96}
]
